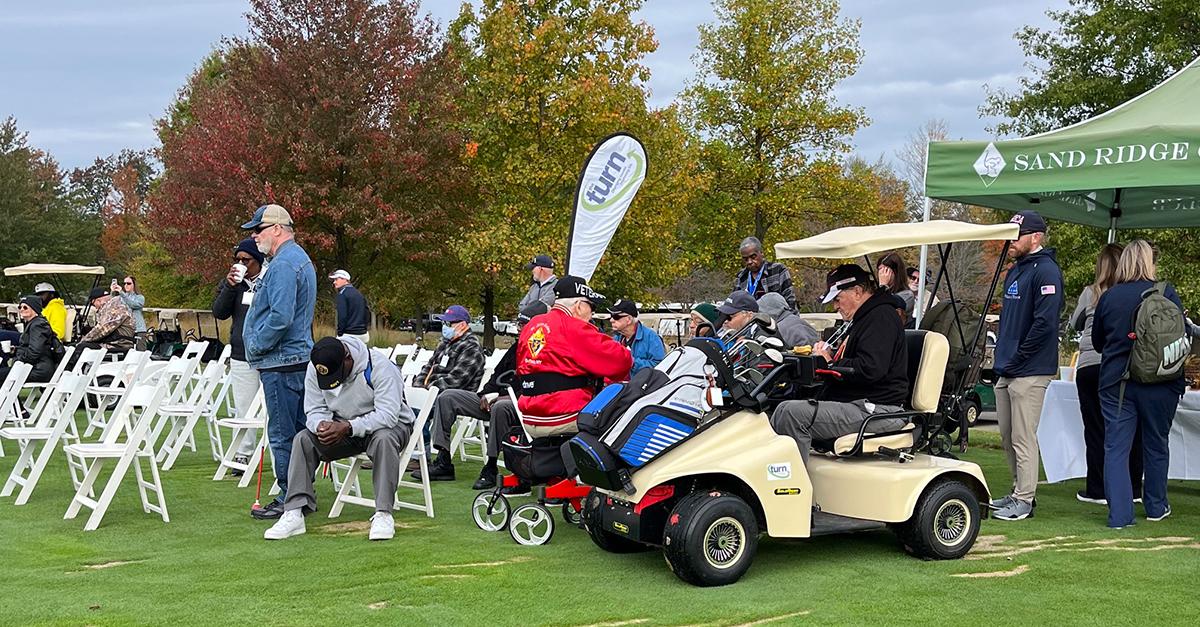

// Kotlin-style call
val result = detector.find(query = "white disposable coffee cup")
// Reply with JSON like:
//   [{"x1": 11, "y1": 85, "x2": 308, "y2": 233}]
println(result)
[
  {"x1": 1059, "y1": 366, "x2": 1073, "y2": 381},
  {"x1": 232, "y1": 263, "x2": 247, "y2": 283},
  {"x1": 1, "y1": 340, "x2": 10, "y2": 353}
]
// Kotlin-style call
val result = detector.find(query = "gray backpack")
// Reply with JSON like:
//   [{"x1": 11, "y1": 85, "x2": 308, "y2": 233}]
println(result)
[{"x1": 1126, "y1": 283, "x2": 1190, "y2": 384}]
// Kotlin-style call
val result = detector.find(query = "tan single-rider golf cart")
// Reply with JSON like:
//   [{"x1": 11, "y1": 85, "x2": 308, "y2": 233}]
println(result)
[{"x1": 569, "y1": 220, "x2": 1019, "y2": 586}]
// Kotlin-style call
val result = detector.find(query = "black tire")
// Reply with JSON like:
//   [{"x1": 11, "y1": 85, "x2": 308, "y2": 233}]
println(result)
[
  {"x1": 662, "y1": 491, "x2": 758, "y2": 587},
  {"x1": 893, "y1": 479, "x2": 981, "y2": 560},
  {"x1": 562, "y1": 501, "x2": 582, "y2": 527},
  {"x1": 88, "y1": 375, "x2": 117, "y2": 410},
  {"x1": 961, "y1": 396, "x2": 981, "y2": 428},
  {"x1": 582, "y1": 490, "x2": 651, "y2": 553}
]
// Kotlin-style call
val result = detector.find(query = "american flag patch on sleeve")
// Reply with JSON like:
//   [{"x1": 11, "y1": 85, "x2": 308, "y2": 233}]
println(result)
[{"x1": 1041, "y1": 285, "x2": 1056, "y2": 295}]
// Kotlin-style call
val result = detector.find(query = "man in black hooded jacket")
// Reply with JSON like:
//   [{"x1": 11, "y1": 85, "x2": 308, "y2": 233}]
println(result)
[{"x1": 769, "y1": 264, "x2": 909, "y2": 465}]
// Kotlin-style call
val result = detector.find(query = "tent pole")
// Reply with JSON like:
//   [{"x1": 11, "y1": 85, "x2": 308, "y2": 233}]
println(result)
[
  {"x1": 916, "y1": 196, "x2": 932, "y2": 326},
  {"x1": 1108, "y1": 188, "x2": 1122, "y2": 243}
]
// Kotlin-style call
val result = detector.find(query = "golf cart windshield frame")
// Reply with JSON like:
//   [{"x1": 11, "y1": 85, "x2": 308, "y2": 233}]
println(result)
[{"x1": 3, "y1": 263, "x2": 107, "y2": 340}]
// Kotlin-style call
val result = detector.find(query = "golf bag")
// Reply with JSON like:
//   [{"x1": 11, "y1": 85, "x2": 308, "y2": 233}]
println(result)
[{"x1": 569, "y1": 339, "x2": 740, "y2": 492}]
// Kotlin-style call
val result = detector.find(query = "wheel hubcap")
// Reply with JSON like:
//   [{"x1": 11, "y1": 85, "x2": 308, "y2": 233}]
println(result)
[
  {"x1": 472, "y1": 493, "x2": 508, "y2": 532},
  {"x1": 934, "y1": 499, "x2": 971, "y2": 547},
  {"x1": 703, "y1": 516, "x2": 746, "y2": 569},
  {"x1": 510, "y1": 504, "x2": 553, "y2": 545}
]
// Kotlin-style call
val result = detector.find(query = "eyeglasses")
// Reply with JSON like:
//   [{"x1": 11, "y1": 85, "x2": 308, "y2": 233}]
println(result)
[
  {"x1": 123, "y1": 281, "x2": 134, "y2": 286},
  {"x1": 18, "y1": 305, "x2": 30, "y2": 311},
  {"x1": 254, "y1": 224, "x2": 276, "y2": 234},
  {"x1": 233, "y1": 255, "x2": 255, "y2": 263},
  {"x1": 610, "y1": 314, "x2": 629, "y2": 321}
]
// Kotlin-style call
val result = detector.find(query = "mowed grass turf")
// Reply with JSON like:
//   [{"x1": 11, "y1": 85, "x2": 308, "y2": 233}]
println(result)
[{"x1": 1, "y1": 423, "x2": 1197, "y2": 626}]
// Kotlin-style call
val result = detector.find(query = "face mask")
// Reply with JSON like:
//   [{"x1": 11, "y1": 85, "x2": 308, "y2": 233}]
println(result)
[{"x1": 442, "y1": 325, "x2": 457, "y2": 341}]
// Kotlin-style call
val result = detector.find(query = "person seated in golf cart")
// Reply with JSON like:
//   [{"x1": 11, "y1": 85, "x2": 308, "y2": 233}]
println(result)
[
  {"x1": 769, "y1": 264, "x2": 909, "y2": 465},
  {"x1": 716, "y1": 290, "x2": 782, "y2": 343},
  {"x1": 66, "y1": 287, "x2": 135, "y2": 368},
  {"x1": 264, "y1": 336, "x2": 415, "y2": 541}
]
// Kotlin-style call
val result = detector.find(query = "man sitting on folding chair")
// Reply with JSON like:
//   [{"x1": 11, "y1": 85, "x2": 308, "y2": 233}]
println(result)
[{"x1": 264, "y1": 336, "x2": 414, "y2": 541}]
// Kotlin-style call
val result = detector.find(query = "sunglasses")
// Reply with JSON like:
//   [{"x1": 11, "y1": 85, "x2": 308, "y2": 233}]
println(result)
[
  {"x1": 254, "y1": 224, "x2": 276, "y2": 234},
  {"x1": 610, "y1": 313, "x2": 629, "y2": 321},
  {"x1": 233, "y1": 255, "x2": 255, "y2": 263},
  {"x1": 123, "y1": 281, "x2": 134, "y2": 285}
]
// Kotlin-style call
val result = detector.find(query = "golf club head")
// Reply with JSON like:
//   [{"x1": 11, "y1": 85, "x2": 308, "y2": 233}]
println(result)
[
  {"x1": 736, "y1": 367, "x2": 764, "y2": 385},
  {"x1": 761, "y1": 336, "x2": 784, "y2": 348},
  {"x1": 763, "y1": 348, "x2": 784, "y2": 364}
]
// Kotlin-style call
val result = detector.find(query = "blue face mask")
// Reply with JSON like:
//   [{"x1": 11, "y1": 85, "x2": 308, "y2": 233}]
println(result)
[{"x1": 442, "y1": 324, "x2": 457, "y2": 341}]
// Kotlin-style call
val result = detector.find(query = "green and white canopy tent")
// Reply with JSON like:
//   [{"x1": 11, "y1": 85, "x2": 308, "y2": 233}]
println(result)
[{"x1": 925, "y1": 54, "x2": 1200, "y2": 235}]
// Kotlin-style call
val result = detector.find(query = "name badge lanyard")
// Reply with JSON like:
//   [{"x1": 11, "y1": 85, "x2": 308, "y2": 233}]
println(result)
[{"x1": 746, "y1": 265, "x2": 766, "y2": 296}]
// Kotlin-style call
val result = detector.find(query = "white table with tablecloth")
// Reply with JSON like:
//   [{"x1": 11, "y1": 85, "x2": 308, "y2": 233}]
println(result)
[{"x1": 1036, "y1": 379, "x2": 1200, "y2": 482}]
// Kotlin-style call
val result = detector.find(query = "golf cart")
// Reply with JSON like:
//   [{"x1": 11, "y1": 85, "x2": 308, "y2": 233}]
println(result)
[
  {"x1": 2, "y1": 263, "x2": 107, "y2": 341},
  {"x1": 566, "y1": 220, "x2": 1017, "y2": 586}
]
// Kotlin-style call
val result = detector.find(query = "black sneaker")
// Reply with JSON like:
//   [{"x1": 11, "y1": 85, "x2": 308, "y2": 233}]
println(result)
[
  {"x1": 472, "y1": 467, "x2": 498, "y2": 490},
  {"x1": 501, "y1": 481, "x2": 531, "y2": 497},
  {"x1": 251, "y1": 499, "x2": 285, "y2": 520},
  {"x1": 412, "y1": 458, "x2": 456, "y2": 482},
  {"x1": 231, "y1": 455, "x2": 249, "y2": 478},
  {"x1": 1076, "y1": 490, "x2": 1106, "y2": 505}
]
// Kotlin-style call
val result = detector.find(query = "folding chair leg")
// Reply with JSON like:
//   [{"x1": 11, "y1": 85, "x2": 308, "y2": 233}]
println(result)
[
  {"x1": 1, "y1": 439, "x2": 38, "y2": 498},
  {"x1": 328, "y1": 457, "x2": 365, "y2": 518},
  {"x1": 13, "y1": 439, "x2": 59, "y2": 505},
  {"x1": 65, "y1": 457, "x2": 106, "y2": 521},
  {"x1": 82, "y1": 455, "x2": 135, "y2": 531}
]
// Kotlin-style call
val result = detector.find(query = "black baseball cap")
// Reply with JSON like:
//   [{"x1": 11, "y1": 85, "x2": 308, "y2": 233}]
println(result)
[
  {"x1": 310, "y1": 337, "x2": 351, "y2": 390},
  {"x1": 1011, "y1": 210, "x2": 1048, "y2": 236},
  {"x1": 717, "y1": 290, "x2": 759, "y2": 315},
  {"x1": 518, "y1": 300, "x2": 549, "y2": 323},
  {"x1": 88, "y1": 287, "x2": 110, "y2": 302},
  {"x1": 607, "y1": 299, "x2": 638, "y2": 318},
  {"x1": 822, "y1": 264, "x2": 873, "y2": 304},
  {"x1": 526, "y1": 254, "x2": 555, "y2": 270},
  {"x1": 554, "y1": 275, "x2": 604, "y2": 305}
]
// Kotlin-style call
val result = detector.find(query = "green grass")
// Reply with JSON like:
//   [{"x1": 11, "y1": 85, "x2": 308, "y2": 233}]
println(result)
[{"x1": 1, "y1": 427, "x2": 1197, "y2": 626}]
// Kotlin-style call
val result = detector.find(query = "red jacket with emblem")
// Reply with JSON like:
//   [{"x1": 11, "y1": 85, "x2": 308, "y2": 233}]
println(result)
[{"x1": 516, "y1": 305, "x2": 633, "y2": 429}]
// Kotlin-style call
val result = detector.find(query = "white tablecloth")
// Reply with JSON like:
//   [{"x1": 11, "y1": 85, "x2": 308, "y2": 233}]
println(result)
[{"x1": 1036, "y1": 379, "x2": 1200, "y2": 482}]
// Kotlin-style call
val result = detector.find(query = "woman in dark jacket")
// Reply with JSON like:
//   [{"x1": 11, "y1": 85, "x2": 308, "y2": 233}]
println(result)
[
  {"x1": 1092, "y1": 240, "x2": 1185, "y2": 528},
  {"x1": 1, "y1": 296, "x2": 61, "y2": 384}
]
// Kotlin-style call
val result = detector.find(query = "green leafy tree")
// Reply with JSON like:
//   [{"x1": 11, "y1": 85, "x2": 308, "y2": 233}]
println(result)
[
  {"x1": 981, "y1": 0, "x2": 1200, "y2": 306},
  {"x1": 0, "y1": 117, "x2": 102, "y2": 300},
  {"x1": 449, "y1": 0, "x2": 701, "y2": 347}
]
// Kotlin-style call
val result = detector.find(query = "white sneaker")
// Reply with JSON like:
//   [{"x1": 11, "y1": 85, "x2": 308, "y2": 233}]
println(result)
[
  {"x1": 264, "y1": 509, "x2": 305, "y2": 540},
  {"x1": 369, "y1": 511, "x2": 395, "y2": 541}
]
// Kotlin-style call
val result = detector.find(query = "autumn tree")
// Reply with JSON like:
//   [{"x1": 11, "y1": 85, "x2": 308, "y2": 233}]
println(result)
[
  {"x1": 0, "y1": 117, "x2": 102, "y2": 299},
  {"x1": 681, "y1": 0, "x2": 872, "y2": 263},
  {"x1": 449, "y1": 0, "x2": 701, "y2": 347},
  {"x1": 151, "y1": 0, "x2": 475, "y2": 320},
  {"x1": 68, "y1": 150, "x2": 157, "y2": 273}
]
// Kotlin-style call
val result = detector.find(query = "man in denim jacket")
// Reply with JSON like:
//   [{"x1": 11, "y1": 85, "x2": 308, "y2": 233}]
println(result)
[{"x1": 241, "y1": 204, "x2": 317, "y2": 520}]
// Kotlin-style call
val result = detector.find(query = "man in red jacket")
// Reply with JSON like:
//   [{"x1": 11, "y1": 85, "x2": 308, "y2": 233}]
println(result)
[{"x1": 516, "y1": 275, "x2": 632, "y2": 438}]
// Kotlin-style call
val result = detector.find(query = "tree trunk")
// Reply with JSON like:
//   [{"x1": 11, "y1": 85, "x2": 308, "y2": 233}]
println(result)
[{"x1": 482, "y1": 285, "x2": 496, "y2": 352}]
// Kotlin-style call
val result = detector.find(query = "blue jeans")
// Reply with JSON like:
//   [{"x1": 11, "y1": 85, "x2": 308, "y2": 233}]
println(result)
[
  {"x1": 259, "y1": 368, "x2": 307, "y2": 501},
  {"x1": 1100, "y1": 381, "x2": 1180, "y2": 527}
]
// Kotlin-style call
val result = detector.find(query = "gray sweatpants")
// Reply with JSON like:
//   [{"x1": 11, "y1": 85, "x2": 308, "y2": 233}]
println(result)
[
  {"x1": 769, "y1": 399, "x2": 904, "y2": 466},
  {"x1": 430, "y1": 388, "x2": 488, "y2": 452},
  {"x1": 994, "y1": 375, "x2": 1051, "y2": 502},
  {"x1": 486, "y1": 399, "x2": 518, "y2": 459},
  {"x1": 284, "y1": 422, "x2": 413, "y2": 514}
]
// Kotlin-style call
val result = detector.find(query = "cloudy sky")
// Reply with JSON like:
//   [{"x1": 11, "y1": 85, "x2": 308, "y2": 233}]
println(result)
[{"x1": 0, "y1": 0, "x2": 1068, "y2": 171}]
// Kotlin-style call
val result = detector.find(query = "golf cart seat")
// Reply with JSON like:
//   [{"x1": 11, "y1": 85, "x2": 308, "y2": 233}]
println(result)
[{"x1": 826, "y1": 330, "x2": 949, "y2": 457}]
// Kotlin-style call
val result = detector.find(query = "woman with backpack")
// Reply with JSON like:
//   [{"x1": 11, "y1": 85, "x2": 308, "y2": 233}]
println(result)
[
  {"x1": 0, "y1": 296, "x2": 63, "y2": 384},
  {"x1": 1069, "y1": 243, "x2": 1142, "y2": 506},
  {"x1": 1092, "y1": 240, "x2": 1187, "y2": 528}
]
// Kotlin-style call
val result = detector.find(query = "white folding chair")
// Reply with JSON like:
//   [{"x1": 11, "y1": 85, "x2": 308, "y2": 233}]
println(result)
[
  {"x1": 448, "y1": 350, "x2": 508, "y2": 462},
  {"x1": 205, "y1": 354, "x2": 238, "y2": 462},
  {"x1": 142, "y1": 349, "x2": 207, "y2": 451},
  {"x1": 212, "y1": 387, "x2": 270, "y2": 487},
  {"x1": 156, "y1": 358, "x2": 229, "y2": 470},
  {"x1": 63, "y1": 380, "x2": 171, "y2": 531},
  {"x1": 1, "y1": 372, "x2": 91, "y2": 504},
  {"x1": 327, "y1": 385, "x2": 438, "y2": 519},
  {"x1": 399, "y1": 348, "x2": 434, "y2": 385},
  {"x1": 0, "y1": 362, "x2": 35, "y2": 456},
  {"x1": 390, "y1": 343, "x2": 417, "y2": 364},
  {"x1": 83, "y1": 350, "x2": 150, "y2": 438},
  {"x1": 20, "y1": 345, "x2": 75, "y2": 412}
]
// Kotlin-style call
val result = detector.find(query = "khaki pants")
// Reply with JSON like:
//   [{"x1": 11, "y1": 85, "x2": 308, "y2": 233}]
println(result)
[{"x1": 994, "y1": 375, "x2": 1051, "y2": 502}]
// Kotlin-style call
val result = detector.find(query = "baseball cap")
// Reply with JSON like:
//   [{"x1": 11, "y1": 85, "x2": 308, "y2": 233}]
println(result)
[
  {"x1": 328, "y1": 269, "x2": 351, "y2": 281},
  {"x1": 241, "y1": 204, "x2": 294, "y2": 230},
  {"x1": 607, "y1": 299, "x2": 638, "y2": 318},
  {"x1": 310, "y1": 337, "x2": 351, "y2": 390},
  {"x1": 34, "y1": 282, "x2": 55, "y2": 294},
  {"x1": 821, "y1": 264, "x2": 873, "y2": 304},
  {"x1": 437, "y1": 305, "x2": 471, "y2": 324},
  {"x1": 88, "y1": 287, "x2": 110, "y2": 302},
  {"x1": 554, "y1": 275, "x2": 604, "y2": 305},
  {"x1": 518, "y1": 300, "x2": 549, "y2": 323},
  {"x1": 1010, "y1": 210, "x2": 1047, "y2": 236},
  {"x1": 716, "y1": 290, "x2": 759, "y2": 315},
  {"x1": 526, "y1": 254, "x2": 555, "y2": 270}
]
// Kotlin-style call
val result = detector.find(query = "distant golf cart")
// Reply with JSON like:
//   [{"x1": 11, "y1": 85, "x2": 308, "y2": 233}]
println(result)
[
  {"x1": 568, "y1": 220, "x2": 1018, "y2": 586},
  {"x1": 2, "y1": 263, "x2": 107, "y2": 341}
]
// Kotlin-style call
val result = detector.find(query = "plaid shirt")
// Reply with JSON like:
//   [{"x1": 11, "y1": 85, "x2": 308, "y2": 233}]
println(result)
[
  {"x1": 736, "y1": 260, "x2": 796, "y2": 312},
  {"x1": 81, "y1": 294, "x2": 136, "y2": 348},
  {"x1": 416, "y1": 332, "x2": 485, "y2": 392}
]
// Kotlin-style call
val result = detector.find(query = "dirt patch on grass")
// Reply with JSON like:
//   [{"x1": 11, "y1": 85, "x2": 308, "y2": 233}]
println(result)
[
  {"x1": 368, "y1": 601, "x2": 388, "y2": 610},
  {"x1": 967, "y1": 535, "x2": 1198, "y2": 560},
  {"x1": 418, "y1": 573, "x2": 475, "y2": 580},
  {"x1": 69, "y1": 560, "x2": 145, "y2": 573},
  {"x1": 733, "y1": 611, "x2": 811, "y2": 626},
  {"x1": 314, "y1": 520, "x2": 427, "y2": 535},
  {"x1": 952, "y1": 564, "x2": 1030, "y2": 578},
  {"x1": 576, "y1": 620, "x2": 651, "y2": 627},
  {"x1": 434, "y1": 556, "x2": 534, "y2": 569}
]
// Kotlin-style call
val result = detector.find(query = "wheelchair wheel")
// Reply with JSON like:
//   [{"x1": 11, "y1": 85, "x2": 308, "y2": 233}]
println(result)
[
  {"x1": 509, "y1": 503, "x2": 555, "y2": 546},
  {"x1": 561, "y1": 501, "x2": 582, "y2": 526},
  {"x1": 471, "y1": 491, "x2": 510, "y2": 532}
]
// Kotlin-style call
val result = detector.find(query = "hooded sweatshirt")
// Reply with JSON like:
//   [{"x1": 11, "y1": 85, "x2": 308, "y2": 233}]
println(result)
[
  {"x1": 757, "y1": 292, "x2": 819, "y2": 348},
  {"x1": 815, "y1": 291, "x2": 909, "y2": 407},
  {"x1": 993, "y1": 248, "x2": 1064, "y2": 378},
  {"x1": 42, "y1": 297, "x2": 67, "y2": 341},
  {"x1": 303, "y1": 337, "x2": 415, "y2": 437}
]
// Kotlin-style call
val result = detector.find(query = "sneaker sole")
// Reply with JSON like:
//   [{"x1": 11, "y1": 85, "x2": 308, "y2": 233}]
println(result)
[
  {"x1": 264, "y1": 527, "x2": 305, "y2": 540},
  {"x1": 1147, "y1": 511, "x2": 1171, "y2": 522},
  {"x1": 369, "y1": 531, "x2": 394, "y2": 541},
  {"x1": 1076, "y1": 494, "x2": 1107, "y2": 505},
  {"x1": 992, "y1": 509, "x2": 1034, "y2": 521}
]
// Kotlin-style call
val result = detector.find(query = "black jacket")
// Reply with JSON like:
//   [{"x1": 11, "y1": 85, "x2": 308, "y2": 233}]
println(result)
[
  {"x1": 479, "y1": 344, "x2": 518, "y2": 397},
  {"x1": 15, "y1": 316, "x2": 59, "y2": 383},
  {"x1": 213, "y1": 279, "x2": 252, "y2": 361},
  {"x1": 817, "y1": 291, "x2": 909, "y2": 407},
  {"x1": 335, "y1": 285, "x2": 370, "y2": 335}
]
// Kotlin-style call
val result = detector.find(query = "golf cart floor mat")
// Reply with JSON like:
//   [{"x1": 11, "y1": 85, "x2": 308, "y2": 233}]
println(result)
[{"x1": 809, "y1": 511, "x2": 887, "y2": 537}]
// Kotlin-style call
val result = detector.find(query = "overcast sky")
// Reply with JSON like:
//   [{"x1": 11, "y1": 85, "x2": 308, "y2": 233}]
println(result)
[{"x1": 0, "y1": 0, "x2": 1068, "y2": 171}]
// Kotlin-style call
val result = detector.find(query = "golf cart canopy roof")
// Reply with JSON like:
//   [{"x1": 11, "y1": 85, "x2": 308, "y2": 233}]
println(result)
[
  {"x1": 3, "y1": 263, "x2": 106, "y2": 277},
  {"x1": 774, "y1": 220, "x2": 1018, "y2": 259}
]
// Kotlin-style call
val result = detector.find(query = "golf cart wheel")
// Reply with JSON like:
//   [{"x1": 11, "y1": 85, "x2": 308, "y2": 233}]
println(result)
[
  {"x1": 471, "y1": 491, "x2": 510, "y2": 532},
  {"x1": 89, "y1": 375, "x2": 118, "y2": 410},
  {"x1": 582, "y1": 490, "x2": 651, "y2": 554},
  {"x1": 662, "y1": 491, "x2": 758, "y2": 587},
  {"x1": 509, "y1": 503, "x2": 555, "y2": 546},
  {"x1": 961, "y1": 396, "x2": 981, "y2": 428},
  {"x1": 894, "y1": 479, "x2": 980, "y2": 560}
]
